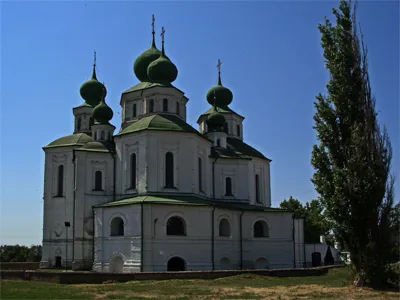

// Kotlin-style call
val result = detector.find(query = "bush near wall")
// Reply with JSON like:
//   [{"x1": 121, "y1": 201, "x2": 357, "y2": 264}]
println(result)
[{"x1": 0, "y1": 265, "x2": 344, "y2": 285}]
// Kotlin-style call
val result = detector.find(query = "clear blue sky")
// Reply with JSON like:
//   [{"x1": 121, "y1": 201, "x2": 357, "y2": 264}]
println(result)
[{"x1": 1, "y1": 1, "x2": 398, "y2": 246}]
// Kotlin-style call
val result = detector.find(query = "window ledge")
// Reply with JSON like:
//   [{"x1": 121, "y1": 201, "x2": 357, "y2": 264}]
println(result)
[
  {"x1": 92, "y1": 189, "x2": 105, "y2": 192},
  {"x1": 125, "y1": 188, "x2": 137, "y2": 193},
  {"x1": 53, "y1": 195, "x2": 65, "y2": 199}
]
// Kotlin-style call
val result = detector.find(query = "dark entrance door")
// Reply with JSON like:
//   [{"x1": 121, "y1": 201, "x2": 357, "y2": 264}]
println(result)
[
  {"x1": 55, "y1": 256, "x2": 62, "y2": 268},
  {"x1": 311, "y1": 252, "x2": 322, "y2": 267},
  {"x1": 167, "y1": 257, "x2": 186, "y2": 271}
]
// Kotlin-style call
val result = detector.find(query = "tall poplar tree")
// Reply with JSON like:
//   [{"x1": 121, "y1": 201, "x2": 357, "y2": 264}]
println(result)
[{"x1": 311, "y1": 0, "x2": 396, "y2": 288}]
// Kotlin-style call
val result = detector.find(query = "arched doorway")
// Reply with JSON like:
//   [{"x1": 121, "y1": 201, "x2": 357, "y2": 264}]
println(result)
[
  {"x1": 167, "y1": 257, "x2": 186, "y2": 271},
  {"x1": 220, "y1": 257, "x2": 231, "y2": 270},
  {"x1": 254, "y1": 257, "x2": 269, "y2": 270},
  {"x1": 109, "y1": 256, "x2": 124, "y2": 273}
]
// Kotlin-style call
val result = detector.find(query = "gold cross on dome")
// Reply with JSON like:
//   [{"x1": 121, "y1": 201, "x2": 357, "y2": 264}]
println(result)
[
  {"x1": 93, "y1": 50, "x2": 97, "y2": 67},
  {"x1": 151, "y1": 15, "x2": 155, "y2": 33},
  {"x1": 161, "y1": 26, "x2": 166, "y2": 42},
  {"x1": 217, "y1": 59, "x2": 222, "y2": 74}
]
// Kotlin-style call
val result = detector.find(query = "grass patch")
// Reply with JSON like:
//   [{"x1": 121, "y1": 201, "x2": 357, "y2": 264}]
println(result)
[{"x1": 1, "y1": 267, "x2": 398, "y2": 299}]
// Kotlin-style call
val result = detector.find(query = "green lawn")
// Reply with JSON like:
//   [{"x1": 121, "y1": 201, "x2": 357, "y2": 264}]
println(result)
[{"x1": 1, "y1": 267, "x2": 398, "y2": 299}]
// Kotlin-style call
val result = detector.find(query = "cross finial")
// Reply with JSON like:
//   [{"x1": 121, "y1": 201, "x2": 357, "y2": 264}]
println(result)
[
  {"x1": 161, "y1": 26, "x2": 166, "y2": 43},
  {"x1": 217, "y1": 59, "x2": 222, "y2": 74},
  {"x1": 93, "y1": 50, "x2": 97, "y2": 67},
  {"x1": 151, "y1": 15, "x2": 155, "y2": 34}
]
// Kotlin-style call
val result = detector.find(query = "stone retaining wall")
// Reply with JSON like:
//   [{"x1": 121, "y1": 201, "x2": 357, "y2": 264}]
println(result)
[{"x1": 0, "y1": 265, "x2": 344, "y2": 284}]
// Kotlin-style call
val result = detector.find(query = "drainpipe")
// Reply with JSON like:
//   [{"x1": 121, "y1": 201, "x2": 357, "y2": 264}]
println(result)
[
  {"x1": 211, "y1": 205, "x2": 216, "y2": 270},
  {"x1": 72, "y1": 149, "x2": 76, "y2": 268},
  {"x1": 92, "y1": 206, "x2": 95, "y2": 271},
  {"x1": 211, "y1": 154, "x2": 219, "y2": 271},
  {"x1": 140, "y1": 201, "x2": 144, "y2": 272},
  {"x1": 303, "y1": 218, "x2": 306, "y2": 268},
  {"x1": 111, "y1": 151, "x2": 116, "y2": 202},
  {"x1": 239, "y1": 210, "x2": 244, "y2": 269},
  {"x1": 292, "y1": 215, "x2": 296, "y2": 268}
]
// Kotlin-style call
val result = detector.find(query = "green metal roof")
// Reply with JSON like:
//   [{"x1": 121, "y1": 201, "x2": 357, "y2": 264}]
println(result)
[
  {"x1": 122, "y1": 81, "x2": 172, "y2": 94},
  {"x1": 198, "y1": 105, "x2": 244, "y2": 121},
  {"x1": 99, "y1": 195, "x2": 209, "y2": 208},
  {"x1": 97, "y1": 194, "x2": 290, "y2": 213},
  {"x1": 116, "y1": 113, "x2": 209, "y2": 140},
  {"x1": 77, "y1": 141, "x2": 115, "y2": 153},
  {"x1": 44, "y1": 133, "x2": 92, "y2": 149},
  {"x1": 226, "y1": 137, "x2": 271, "y2": 161}
]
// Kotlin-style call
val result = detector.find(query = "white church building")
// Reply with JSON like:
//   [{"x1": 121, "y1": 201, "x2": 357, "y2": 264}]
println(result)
[{"x1": 40, "y1": 18, "x2": 305, "y2": 273}]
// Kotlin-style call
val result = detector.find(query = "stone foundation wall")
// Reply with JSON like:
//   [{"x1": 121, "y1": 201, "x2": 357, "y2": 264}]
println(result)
[{"x1": 0, "y1": 265, "x2": 344, "y2": 284}]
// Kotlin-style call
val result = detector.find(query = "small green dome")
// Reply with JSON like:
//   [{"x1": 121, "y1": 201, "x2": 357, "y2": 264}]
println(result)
[
  {"x1": 206, "y1": 106, "x2": 225, "y2": 132},
  {"x1": 133, "y1": 40, "x2": 162, "y2": 82},
  {"x1": 93, "y1": 97, "x2": 113, "y2": 124},
  {"x1": 80, "y1": 67, "x2": 106, "y2": 107},
  {"x1": 206, "y1": 75, "x2": 233, "y2": 106},
  {"x1": 147, "y1": 43, "x2": 178, "y2": 84}
]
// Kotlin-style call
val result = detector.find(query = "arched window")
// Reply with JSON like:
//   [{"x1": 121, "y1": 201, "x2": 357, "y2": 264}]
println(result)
[
  {"x1": 94, "y1": 171, "x2": 102, "y2": 191},
  {"x1": 219, "y1": 218, "x2": 231, "y2": 237},
  {"x1": 57, "y1": 165, "x2": 64, "y2": 196},
  {"x1": 110, "y1": 217, "x2": 124, "y2": 236},
  {"x1": 176, "y1": 101, "x2": 180, "y2": 115},
  {"x1": 163, "y1": 98, "x2": 168, "y2": 112},
  {"x1": 100, "y1": 131, "x2": 105, "y2": 140},
  {"x1": 225, "y1": 177, "x2": 232, "y2": 196},
  {"x1": 236, "y1": 124, "x2": 240, "y2": 137},
  {"x1": 217, "y1": 139, "x2": 221, "y2": 147},
  {"x1": 198, "y1": 157, "x2": 203, "y2": 191},
  {"x1": 254, "y1": 220, "x2": 269, "y2": 238},
  {"x1": 149, "y1": 99, "x2": 154, "y2": 113},
  {"x1": 77, "y1": 117, "x2": 81, "y2": 131},
  {"x1": 133, "y1": 103, "x2": 137, "y2": 117},
  {"x1": 89, "y1": 116, "x2": 94, "y2": 129},
  {"x1": 224, "y1": 122, "x2": 228, "y2": 134},
  {"x1": 255, "y1": 174, "x2": 260, "y2": 203},
  {"x1": 165, "y1": 152, "x2": 174, "y2": 188},
  {"x1": 166, "y1": 216, "x2": 186, "y2": 236},
  {"x1": 130, "y1": 153, "x2": 136, "y2": 189}
]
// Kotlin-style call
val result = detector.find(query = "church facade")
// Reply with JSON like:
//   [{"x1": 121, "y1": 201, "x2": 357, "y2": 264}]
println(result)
[{"x1": 40, "y1": 18, "x2": 305, "y2": 273}]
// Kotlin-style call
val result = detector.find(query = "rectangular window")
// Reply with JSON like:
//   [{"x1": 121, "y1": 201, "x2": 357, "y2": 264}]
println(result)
[
  {"x1": 163, "y1": 98, "x2": 168, "y2": 112},
  {"x1": 94, "y1": 171, "x2": 103, "y2": 191},
  {"x1": 133, "y1": 103, "x2": 137, "y2": 117}
]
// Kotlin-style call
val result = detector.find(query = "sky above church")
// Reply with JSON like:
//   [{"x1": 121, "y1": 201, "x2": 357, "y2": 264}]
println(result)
[{"x1": 1, "y1": 1, "x2": 398, "y2": 246}]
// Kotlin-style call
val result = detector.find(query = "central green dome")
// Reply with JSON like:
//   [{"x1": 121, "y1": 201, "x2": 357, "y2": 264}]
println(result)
[
  {"x1": 93, "y1": 94, "x2": 113, "y2": 124},
  {"x1": 80, "y1": 67, "x2": 106, "y2": 107},
  {"x1": 147, "y1": 40, "x2": 178, "y2": 84},
  {"x1": 133, "y1": 36, "x2": 162, "y2": 82},
  {"x1": 206, "y1": 74, "x2": 233, "y2": 106}
]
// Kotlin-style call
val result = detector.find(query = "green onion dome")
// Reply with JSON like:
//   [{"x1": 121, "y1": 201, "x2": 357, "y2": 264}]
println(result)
[
  {"x1": 206, "y1": 74, "x2": 233, "y2": 106},
  {"x1": 133, "y1": 35, "x2": 162, "y2": 82},
  {"x1": 147, "y1": 41, "x2": 178, "y2": 84},
  {"x1": 93, "y1": 94, "x2": 113, "y2": 124},
  {"x1": 206, "y1": 105, "x2": 226, "y2": 132},
  {"x1": 80, "y1": 66, "x2": 107, "y2": 107}
]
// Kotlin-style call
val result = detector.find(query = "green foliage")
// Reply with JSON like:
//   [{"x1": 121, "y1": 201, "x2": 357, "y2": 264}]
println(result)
[
  {"x1": 279, "y1": 197, "x2": 331, "y2": 244},
  {"x1": 0, "y1": 245, "x2": 42, "y2": 262},
  {"x1": 312, "y1": 0, "x2": 396, "y2": 288}
]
